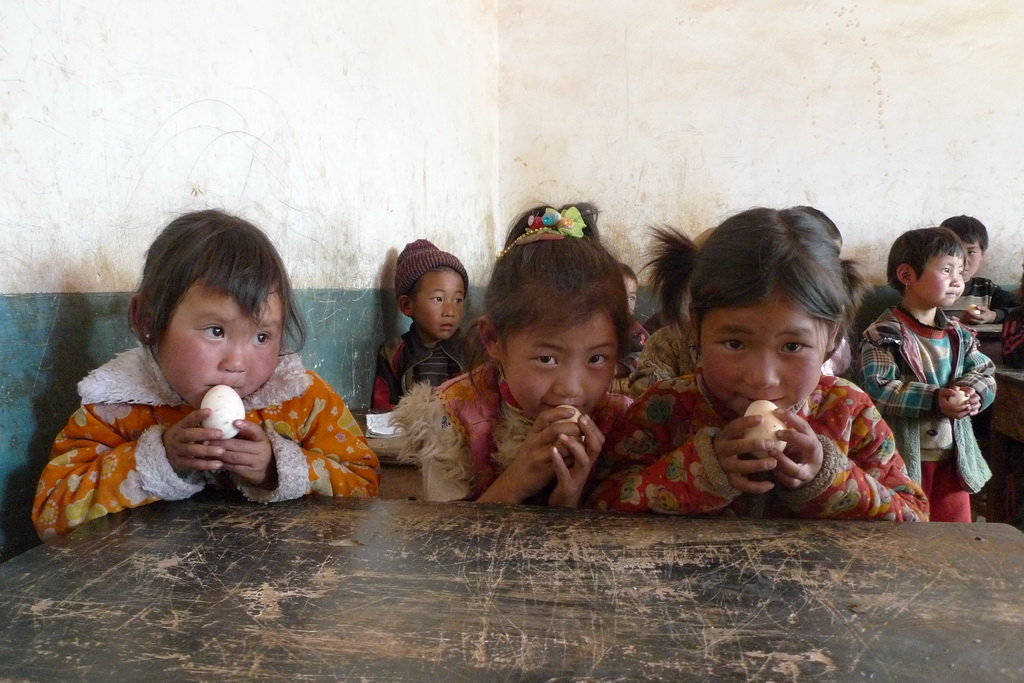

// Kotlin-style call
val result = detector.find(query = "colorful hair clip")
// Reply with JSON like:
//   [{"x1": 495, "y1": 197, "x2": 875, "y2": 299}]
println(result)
[{"x1": 497, "y1": 206, "x2": 587, "y2": 259}]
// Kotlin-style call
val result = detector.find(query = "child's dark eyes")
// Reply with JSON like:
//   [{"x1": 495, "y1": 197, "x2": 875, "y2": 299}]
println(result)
[
  {"x1": 255, "y1": 332, "x2": 271, "y2": 344},
  {"x1": 205, "y1": 326, "x2": 225, "y2": 339},
  {"x1": 589, "y1": 354, "x2": 608, "y2": 364},
  {"x1": 782, "y1": 342, "x2": 806, "y2": 353},
  {"x1": 536, "y1": 355, "x2": 556, "y2": 365},
  {"x1": 723, "y1": 339, "x2": 743, "y2": 350}
]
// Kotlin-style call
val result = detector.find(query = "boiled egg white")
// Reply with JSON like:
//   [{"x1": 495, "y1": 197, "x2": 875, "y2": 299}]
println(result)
[
  {"x1": 555, "y1": 404, "x2": 582, "y2": 424},
  {"x1": 743, "y1": 400, "x2": 787, "y2": 457},
  {"x1": 200, "y1": 385, "x2": 245, "y2": 439}
]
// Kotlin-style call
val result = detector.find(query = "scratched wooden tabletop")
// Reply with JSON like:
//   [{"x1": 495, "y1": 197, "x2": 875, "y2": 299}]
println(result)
[{"x1": 1, "y1": 495, "x2": 1022, "y2": 681}]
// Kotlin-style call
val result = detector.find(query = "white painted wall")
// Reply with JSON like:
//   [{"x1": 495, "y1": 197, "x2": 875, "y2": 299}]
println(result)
[
  {"x1": 499, "y1": 1, "x2": 1024, "y2": 285},
  {"x1": 1, "y1": 0, "x2": 498, "y2": 293},
  {"x1": 2, "y1": 1, "x2": 1022, "y2": 294}
]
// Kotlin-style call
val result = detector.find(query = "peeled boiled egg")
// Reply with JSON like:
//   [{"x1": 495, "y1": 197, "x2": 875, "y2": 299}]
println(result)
[
  {"x1": 200, "y1": 385, "x2": 245, "y2": 438},
  {"x1": 743, "y1": 400, "x2": 787, "y2": 458},
  {"x1": 555, "y1": 404, "x2": 582, "y2": 424}
]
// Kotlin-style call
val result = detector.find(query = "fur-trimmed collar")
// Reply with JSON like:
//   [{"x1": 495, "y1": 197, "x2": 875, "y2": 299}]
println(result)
[{"x1": 78, "y1": 345, "x2": 312, "y2": 409}]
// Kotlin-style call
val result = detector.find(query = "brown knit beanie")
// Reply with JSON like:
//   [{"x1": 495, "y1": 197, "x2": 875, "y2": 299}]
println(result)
[{"x1": 394, "y1": 239, "x2": 468, "y2": 297}]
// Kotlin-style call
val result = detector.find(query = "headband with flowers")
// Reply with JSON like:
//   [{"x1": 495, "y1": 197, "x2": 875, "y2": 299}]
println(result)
[{"x1": 496, "y1": 206, "x2": 587, "y2": 259}]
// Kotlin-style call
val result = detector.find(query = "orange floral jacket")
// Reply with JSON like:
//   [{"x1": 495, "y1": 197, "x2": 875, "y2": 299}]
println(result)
[{"x1": 33, "y1": 347, "x2": 379, "y2": 538}]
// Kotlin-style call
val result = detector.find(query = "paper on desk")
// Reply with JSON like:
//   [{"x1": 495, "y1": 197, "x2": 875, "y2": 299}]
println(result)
[{"x1": 365, "y1": 411, "x2": 403, "y2": 438}]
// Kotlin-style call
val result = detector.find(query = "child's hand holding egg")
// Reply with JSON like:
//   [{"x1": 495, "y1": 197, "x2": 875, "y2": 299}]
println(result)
[
  {"x1": 948, "y1": 386, "x2": 969, "y2": 409},
  {"x1": 965, "y1": 304, "x2": 988, "y2": 324},
  {"x1": 200, "y1": 385, "x2": 245, "y2": 439},
  {"x1": 742, "y1": 400, "x2": 787, "y2": 458},
  {"x1": 554, "y1": 404, "x2": 584, "y2": 445}
]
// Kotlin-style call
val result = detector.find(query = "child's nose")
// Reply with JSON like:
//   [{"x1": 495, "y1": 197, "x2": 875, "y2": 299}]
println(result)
[
  {"x1": 219, "y1": 342, "x2": 247, "y2": 372},
  {"x1": 745, "y1": 356, "x2": 781, "y2": 390},
  {"x1": 552, "y1": 367, "x2": 584, "y2": 403}
]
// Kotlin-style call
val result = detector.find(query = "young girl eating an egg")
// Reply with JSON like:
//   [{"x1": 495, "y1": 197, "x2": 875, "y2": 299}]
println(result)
[
  {"x1": 33, "y1": 210, "x2": 379, "y2": 537},
  {"x1": 392, "y1": 204, "x2": 632, "y2": 506},
  {"x1": 588, "y1": 207, "x2": 928, "y2": 521}
]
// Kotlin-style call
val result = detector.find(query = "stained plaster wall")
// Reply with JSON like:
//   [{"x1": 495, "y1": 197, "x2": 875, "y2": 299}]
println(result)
[
  {"x1": 498, "y1": 1, "x2": 1024, "y2": 284},
  {"x1": 1, "y1": 1, "x2": 499, "y2": 294}
]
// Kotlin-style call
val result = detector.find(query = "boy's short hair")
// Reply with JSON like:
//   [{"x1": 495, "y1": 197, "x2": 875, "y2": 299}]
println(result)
[
  {"x1": 939, "y1": 215, "x2": 988, "y2": 251},
  {"x1": 886, "y1": 227, "x2": 966, "y2": 293},
  {"x1": 394, "y1": 239, "x2": 468, "y2": 298}
]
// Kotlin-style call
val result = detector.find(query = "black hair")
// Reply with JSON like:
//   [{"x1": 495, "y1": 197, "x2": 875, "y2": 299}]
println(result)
[
  {"x1": 649, "y1": 207, "x2": 865, "y2": 354},
  {"x1": 132, "y1": 209, "x2": 305, "y2": 352},
  {"x1": 791, "y1": 205, "x2": 842, "y2": 246},
  {"x1": 939, "y1": 215, "x2": 989, "y2": 251},
  {"x1": 886, "y1": 226, "x2": 966, "y2": 293},
  {"x1": 618, "y1": 261, "x2": 638, "y2": 283},
  {"x1": 479, "y1": 203, "x2": 628, "y2": 365}
]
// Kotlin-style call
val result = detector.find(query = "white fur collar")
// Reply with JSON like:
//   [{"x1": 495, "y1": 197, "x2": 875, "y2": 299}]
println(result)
[{"x1": 78, "y1": 345, "x2": 312, "y2": 409}]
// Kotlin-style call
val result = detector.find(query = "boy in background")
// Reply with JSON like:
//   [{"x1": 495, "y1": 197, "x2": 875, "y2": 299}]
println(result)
[
  {"x1": 940, "y1": 215, "x2": 1020, "y2": 324},
  {"x1": 859, "y1": 227, "x2": 996, "y2": 521},
  {"x1": 372, "y1": 239, "x2": 468, "y2": 410}
]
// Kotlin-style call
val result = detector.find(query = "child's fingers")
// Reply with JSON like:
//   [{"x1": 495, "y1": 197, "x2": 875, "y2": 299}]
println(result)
[
  {"x1": 772, "y1": 470, "x2": 805, "y2": 489},
  {"x1": 716, "y1": 434, "x2": 784, "y2": 461},
  {"x1": 180, "y1": 408, "x2": 212, "y2": 428},
  {"x1": 772, "y1": 409, "x2": 814, "y2": 439},
  {"x1": 185, "y1": 425, "x2": 230, "y2": 443},
  {"x1": 170, "y1": 434, "x2": 225, "y2": 458},
  {"x1": 720, "y1": 414, "x2": 766, "y2": 440},
  {"x1": 551, "y1": 447, "x2": 571, "y2": 480},
  {"x1": 534, "y1": 405, "x2": 584, "y2": 432},
  {"x1": 771, "y1": 452, "x2": 808, "y2": 484},
  {"x1": 725, "y1": 470, "x2": 775, "y2": 494},
  {"x1": 552, "y1": 434, "x2": 576, "y2": 469},
  {"x1": 531, "y1": 419, "x2": 583, "y2": 451},
  {"x1": 223, "y1": 419, "x2": 263, "y2": 441},
  {"x1": 168, "y1": 450, "x2": 223, "y2": 472},
  {"x1": 576, "y1": 415, "x2": 605, "y2": 456},
  {"x1": 182, "y1": 456, "x2": 225, "y2": 471},
  {"x1": 721, "y1": 452, "x2": 777, "y2": 477},
  {"x1": 557, "y1": 436, "x2": 592, "y2": 474}
]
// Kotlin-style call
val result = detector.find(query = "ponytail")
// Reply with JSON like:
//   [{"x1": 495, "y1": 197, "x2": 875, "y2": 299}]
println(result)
[{"x1": 647, "y1": 227, "x2": 698, "y2": 329}]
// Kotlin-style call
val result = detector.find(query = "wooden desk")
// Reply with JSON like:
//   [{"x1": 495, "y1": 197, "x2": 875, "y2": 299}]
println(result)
[
  {"x1": 989, "y1": 366, "x2": 1024, "y2": 522},
  {"x1": 974, "y1": 322, "x2": 1003, "y2": 339},
  {"x1": 1, "y1": 497, "x2": 1022, "y2": 680}
]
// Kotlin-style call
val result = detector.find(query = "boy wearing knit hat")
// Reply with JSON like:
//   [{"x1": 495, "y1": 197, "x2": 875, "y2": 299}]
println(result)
[{"x1": 372, "y1": 239, "x2": 469, "y2": 410}]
